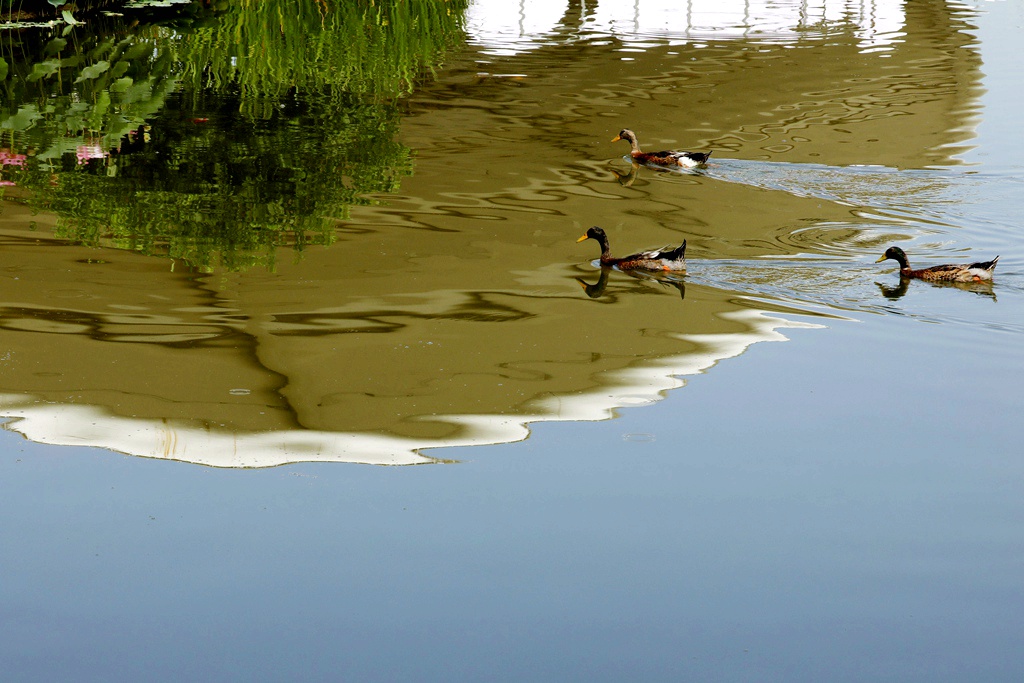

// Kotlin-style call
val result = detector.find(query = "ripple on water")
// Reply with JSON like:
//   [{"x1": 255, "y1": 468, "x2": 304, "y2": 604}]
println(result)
[{"x1": 686, "y1": 257, "x2": 1024, "y2": 336}]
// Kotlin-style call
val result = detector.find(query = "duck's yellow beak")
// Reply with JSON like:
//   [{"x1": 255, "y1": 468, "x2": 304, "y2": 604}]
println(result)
[
  {"x1": 577, "y1": 234, "x2": 590, "y2": 243},
  {"x1": 875, "y1": 255, "x2": 888, "y2": 263},
  {"x1": 610, "y1": 135, "x2": 621, "y2": 142}
]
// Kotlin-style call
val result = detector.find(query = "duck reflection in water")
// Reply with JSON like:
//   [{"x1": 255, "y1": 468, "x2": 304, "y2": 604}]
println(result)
[
  {"x1": 576, "y1": 267, "x2": 686, "y2": 300},
  {"x1": 876, "y1": 278, "x2": 996, "y2": 301},
  {"x1": 611, "y1": 163, "x2": 641, "y2": 187},
  {"x1": 611, "y1": 159, "x2": 710, "y2": 187}
]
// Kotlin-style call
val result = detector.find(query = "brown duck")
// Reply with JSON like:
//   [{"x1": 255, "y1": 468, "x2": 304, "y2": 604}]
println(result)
[
  {"x1": 612, "y1": 129, "x2": 711, "y2": 168},
  {"x1": 876, "y1": 246, "x2": 999, "y2": 282},
  {"x1": 577, "y1": 226, "x2": 687, "y2": 272}
]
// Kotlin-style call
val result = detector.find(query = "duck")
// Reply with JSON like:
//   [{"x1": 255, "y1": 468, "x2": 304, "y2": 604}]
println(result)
[
  {"x1": 577, "y1": 226, "x2": 687, "y2": 272},
  {"x1": 611, "y1": 129, "x2": 711, "y2": 168},
  {"x1": 875, "y1": 246, "x2": 999, "y2": 282}
]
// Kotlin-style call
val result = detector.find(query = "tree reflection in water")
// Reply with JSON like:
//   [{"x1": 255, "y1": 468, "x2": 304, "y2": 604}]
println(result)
[{"x1": 1, "y1": 0, "x2": 468, "y2": 270}]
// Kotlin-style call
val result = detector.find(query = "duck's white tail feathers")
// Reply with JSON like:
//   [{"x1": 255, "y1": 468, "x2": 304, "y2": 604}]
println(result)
[{"x1": 972, "y1": 255, "x2": 1000, "y2": 271}]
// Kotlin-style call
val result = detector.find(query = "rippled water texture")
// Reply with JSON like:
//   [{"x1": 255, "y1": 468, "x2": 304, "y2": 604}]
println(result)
[{"x1": 3, "y1": 0, "x2": 1019, "y2": 465}]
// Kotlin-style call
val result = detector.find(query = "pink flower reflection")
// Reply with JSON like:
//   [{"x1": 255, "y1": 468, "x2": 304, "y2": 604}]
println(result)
[
  {"x1": 0, "y1": 149, "x2": 27, "y2": 166},
  {"x1": 76, "y1": 144, "x2": 108, "y2": 164}
]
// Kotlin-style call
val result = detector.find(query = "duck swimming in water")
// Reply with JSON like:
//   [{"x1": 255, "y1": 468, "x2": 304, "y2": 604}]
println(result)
[
  {"x1": 611, "y1": 129, "x2": 711, "y2": 168},
  {"x1": 875, "y1": 246, "x2": 999, "y2": 282},
  {"x1": 577, "y1": 226, "x2": 687, "y2": 272}
]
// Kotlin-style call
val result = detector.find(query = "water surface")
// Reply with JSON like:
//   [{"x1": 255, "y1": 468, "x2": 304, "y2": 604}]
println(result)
[{"x1": 1, "y1": 0, "x2": 1022, "y2": 680}]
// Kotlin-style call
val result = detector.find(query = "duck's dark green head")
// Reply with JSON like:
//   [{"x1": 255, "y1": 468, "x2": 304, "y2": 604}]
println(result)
[
  {"x1": 876, "y1": 246, "x2": 909, "y2": 267},
  {"x1": 577, "y1": 226, "x2": 607, "y2": 243}
]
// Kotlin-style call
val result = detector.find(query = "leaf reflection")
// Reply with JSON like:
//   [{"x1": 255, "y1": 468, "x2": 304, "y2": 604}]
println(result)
[{"x1": 1, "y1": 1, "x2": 469, "y2": 270}]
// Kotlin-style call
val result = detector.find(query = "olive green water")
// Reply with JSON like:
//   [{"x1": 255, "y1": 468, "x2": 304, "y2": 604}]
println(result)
[{"x1": 2, "y1": 1, "x2": 1023, "y2": 680}]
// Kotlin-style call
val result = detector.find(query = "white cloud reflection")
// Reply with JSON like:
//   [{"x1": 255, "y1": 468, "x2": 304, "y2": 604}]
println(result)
[{"x1": 1, "y1": 311, "x2": 823, "y2": 468}]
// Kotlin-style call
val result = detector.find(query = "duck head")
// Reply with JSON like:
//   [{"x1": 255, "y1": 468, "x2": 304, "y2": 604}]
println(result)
[
  {"x1": 611, "y1": 129, "x2": 638, "y2": 145},
  {"x1": 876, "y1": 246, "x2": 909, "y2": 269},
  {"x1": 577, "y1": 226, "x2": 607, "y2": 244}
]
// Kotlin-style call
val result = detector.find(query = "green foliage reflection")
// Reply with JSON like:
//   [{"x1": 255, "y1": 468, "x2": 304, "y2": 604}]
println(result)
[
  {"x1": 178, "y1": 0, "x2": 466, "y2": 104},
  {"x1": 1, "y1": 0, "x2": 467, "y2": 270}
]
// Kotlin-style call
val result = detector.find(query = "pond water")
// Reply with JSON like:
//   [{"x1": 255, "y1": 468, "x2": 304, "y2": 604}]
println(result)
[{"x1": 2, "y1": 0, "x2": 1022, "y2": 680}]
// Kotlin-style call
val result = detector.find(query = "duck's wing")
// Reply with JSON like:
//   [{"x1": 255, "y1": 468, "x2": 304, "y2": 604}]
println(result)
[
  {"x1": 632, "y1": 248, "x2": 673, "y2": 261},
  {"x1": 676, "y1": 151, "x2": 711, "y2": 165},
  {"x1": 649, "y1": 240, "x2": 686, "y2": 261},
  {"x1": 638, "y1": 150, "x2": 685, "y2": 164},
  {"x1": 915, "y1": 263, "x2": 967, "y2": 280}
]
